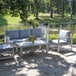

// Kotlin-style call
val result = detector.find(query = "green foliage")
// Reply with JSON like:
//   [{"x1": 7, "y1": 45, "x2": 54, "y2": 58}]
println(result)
[
  {"x1": 0, "y1": 0, "x2": 76, "y2": 22},
  {"x1": 73, "y1": 34, "x2": 76, "y2": 44},
  {"x1": 28, "y1": 19, "x2": 39, "y2": 28},
  {"x1": 29, "y1": 35, "x2": 36, "y2": 43},
  {"x1": 49, "y1": 34, "x2": 58, "y2": 40},
  {"x1": 0, "y1": 39, "x2": 3, "y2": 44}
]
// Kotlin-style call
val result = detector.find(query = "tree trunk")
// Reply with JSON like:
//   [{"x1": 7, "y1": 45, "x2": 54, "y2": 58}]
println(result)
[
  {"x1": 35, "y1": 10, "x2": 39, "y2": 19},
  {"x1": 62, "y1": 0, "x2": 65, "y2": 17},
  {"x1": 34, "y1": 0, "x2": 39, "y2": 19},
  {"x1": 50, "y1": 0, "x2": 53, "y2": 18}
]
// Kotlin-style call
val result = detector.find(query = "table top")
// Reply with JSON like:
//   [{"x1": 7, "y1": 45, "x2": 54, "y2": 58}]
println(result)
[{"x1": 16, "y1": 40, "x2": 47, "y2": 47}]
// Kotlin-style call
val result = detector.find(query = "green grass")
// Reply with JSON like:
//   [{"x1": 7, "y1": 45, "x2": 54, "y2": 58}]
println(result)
[
  {"x1": 0, "y1": 14, "x2": 31, "y2": 34},
  {"x1": 0, "y1": 14, "x2": 21, "y2": 25},
  {"x1": 28, "y1": 13, "x2": 76, "y2": 24},
  {"x1": 0, "y1": 13, "x2": 76, "y2": 26}
]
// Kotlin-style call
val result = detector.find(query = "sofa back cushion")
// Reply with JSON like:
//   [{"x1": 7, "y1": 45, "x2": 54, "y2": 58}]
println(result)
[
  {"x1": 31, "y1": 28, "x2": 42, "y2": 37},
  {"x1": 6, "y1": 30, "x2": 19, "y2": 40},
  {"x1": 19, "y1": 29, "x2": 31, "y2": 39}
]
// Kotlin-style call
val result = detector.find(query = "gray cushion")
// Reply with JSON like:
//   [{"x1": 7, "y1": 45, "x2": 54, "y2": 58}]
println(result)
[
  {"x1": 59, "y1": 30, "x2": 70, "y2": 41},
  {"x1": 19, "y1": 29, "x2": 31, "y2": 39},
  {"x1": 31, "y1": 28, "x2": 42, "y2": 37},
  {"x1": 52, "y1": 39, "x2": 67, "y2": 44},
  {"x1": 6, "y1": 30, "x2": 19, "y2": 40},
  {"x1": 0, "y1": 44, "x2": 13, "y2": 53}
]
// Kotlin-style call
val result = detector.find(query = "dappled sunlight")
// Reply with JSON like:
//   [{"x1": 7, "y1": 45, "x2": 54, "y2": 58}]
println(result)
[
  {"x1": 0, "y1": 51, "x2": 72, "y2": 76},
  {"x1": 39, "y1": 13, "x2": 50, "y2": 17},
  {"x1": 28, "y1": 14, "x2": 35, "y2": 20},
  {"x1": 1, "y1": 45, "x2": 76, "y2": 76},
  {"x1": 3, "y1": 14, "x2": 21, "y2": 25}
]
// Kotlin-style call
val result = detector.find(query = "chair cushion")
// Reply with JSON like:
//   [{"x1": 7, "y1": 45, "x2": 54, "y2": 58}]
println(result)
[
  {"x1": 59, "y1": 30, "x2": 70, "y2": 41},
  {"x1": 52, "y1": 39, "x2": 67, "y2": 44},
  {"x1": 6, "y1": 30, "x2": 19, "y2": 40},
  {"x1": 31, "y1": 28, "x2": 42, "y2": 37},
  {"x1": 0, "y1": 44, "x2": 13, "y2": 52},
  {"x1": 19, "y1": 29, "x2": 31, "y2": 39}
]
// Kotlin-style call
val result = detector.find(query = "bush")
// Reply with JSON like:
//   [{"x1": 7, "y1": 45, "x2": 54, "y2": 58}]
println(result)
[
  {"x1": 28, "y1": 20, "x2": 39, "y2": 28},
  {"x1": 0, "y1": 34, "x2": 4, "y2": 39},
  {"x1": 73, "y1": 34, "x2": 76, "y2": 44},
  {"x1": 49, "y1": 34, "x2": 58, "y2": 40},
  {"x1": 73, "y1": 38, "x2": 76, "y2": 44},
  {"x1": 0, "y1": 39, "x2": 4, "y2": 44}
]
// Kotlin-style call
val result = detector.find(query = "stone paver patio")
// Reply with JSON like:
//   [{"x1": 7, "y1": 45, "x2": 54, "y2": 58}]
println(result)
[{"x1": 0, "y1": 46, "x2": 76, "y2": 76}]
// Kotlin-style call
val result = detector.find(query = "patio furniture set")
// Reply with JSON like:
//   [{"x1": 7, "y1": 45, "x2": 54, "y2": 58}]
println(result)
[
  {"x1": 0, "y1": 27, "x2": 72, "y2": 60},
  {"x1": 0, "y1": 28, "x2": 48, "y2": 60}
]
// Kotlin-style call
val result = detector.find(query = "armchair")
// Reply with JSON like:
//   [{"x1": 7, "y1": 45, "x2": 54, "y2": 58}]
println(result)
[{"x1": 49, "y1": 30, "x2": 72, "y2": 52}]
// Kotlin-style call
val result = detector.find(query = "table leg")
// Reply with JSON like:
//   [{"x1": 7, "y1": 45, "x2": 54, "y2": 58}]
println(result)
[
  {"x1": 20, "y1": 47, "x2": 23, "y2": 57},
  {"x1": 46, "y1": 44, "x2": 49, "y2": 53}
]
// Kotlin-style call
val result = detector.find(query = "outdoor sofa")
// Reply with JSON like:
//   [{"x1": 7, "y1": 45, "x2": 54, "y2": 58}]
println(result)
[{"x1": 5, "y1": 28, "x2": 42, "y2": 43}]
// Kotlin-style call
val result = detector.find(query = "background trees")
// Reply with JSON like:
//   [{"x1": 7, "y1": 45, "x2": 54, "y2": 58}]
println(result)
[{"x1": 0, "y1": 0, "x2": 76, "y2": 22}]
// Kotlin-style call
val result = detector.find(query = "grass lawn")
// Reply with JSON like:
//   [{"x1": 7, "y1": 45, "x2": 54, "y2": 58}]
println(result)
[{"x1": 0, "y1": 14, "x2": 21, "y2": 25}]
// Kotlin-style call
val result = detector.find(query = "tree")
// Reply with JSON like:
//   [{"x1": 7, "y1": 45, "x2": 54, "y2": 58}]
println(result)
[
  {"x1": 72, "y1": 0, "x2": 76, "y2": 16},
  {"x1": 29, "y1": 0, "x2": 45, "y2": 19},
  {"x1": 50, "y1": 0, "x2": 54, "y2": 18}
]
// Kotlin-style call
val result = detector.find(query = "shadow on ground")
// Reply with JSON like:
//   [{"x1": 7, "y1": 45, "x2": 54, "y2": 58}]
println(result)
[{"x1": 0, "y1": 51, "x2": 72, "y2": 76}]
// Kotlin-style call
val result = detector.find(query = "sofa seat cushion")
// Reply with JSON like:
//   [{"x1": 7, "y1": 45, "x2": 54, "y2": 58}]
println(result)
[{"x1": 10, "y1": 38, "x2": 28, "y2": 43}]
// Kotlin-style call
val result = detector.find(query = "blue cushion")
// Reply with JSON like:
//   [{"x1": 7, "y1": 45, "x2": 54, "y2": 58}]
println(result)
[
  {"x1": 0, "y1": 44, "x2": 13, "y2": 52},
  {"x1": 6, "y1": 30, "x2": 19, "y2": 40},
  {"x1": 31, "y1": 28, "x2": 42, "y2": 37},
  {"x1": 19, "y1": 29, "x2": 31, "y2": 39}
]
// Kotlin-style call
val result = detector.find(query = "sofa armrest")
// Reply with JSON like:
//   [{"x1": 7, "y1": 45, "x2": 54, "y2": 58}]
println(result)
[{"x1": 4, "y1": 36, "x2": 10, "y2": 43}]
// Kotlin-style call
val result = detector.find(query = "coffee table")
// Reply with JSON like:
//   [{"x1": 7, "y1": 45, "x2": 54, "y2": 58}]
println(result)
[{"x1": 16, "y1": 39, "x2": 49, "y2": 57}]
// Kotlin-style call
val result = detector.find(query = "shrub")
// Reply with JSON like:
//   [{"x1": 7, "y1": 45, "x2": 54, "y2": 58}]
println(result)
[
  {"x1": 28, "y1": 20, "x2": 39, "y2": 28},
  {"x1": 49, "y1": 34, "x2": 58, "y2": 40}
]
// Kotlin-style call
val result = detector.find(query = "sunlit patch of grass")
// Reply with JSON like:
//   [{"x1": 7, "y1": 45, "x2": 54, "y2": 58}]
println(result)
[
  {"x1": 0, "y1": 14, "x2": 21, "y2": 25},
  {"x1": 28, "y1": 14, "x2": 35, "y2": 20},
  {"x1": 39, "y1": 13, "x2": 50, "y2": 17},
  {"x1": 3, "y1": 14, "x2": 21, "y2": 25}
]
